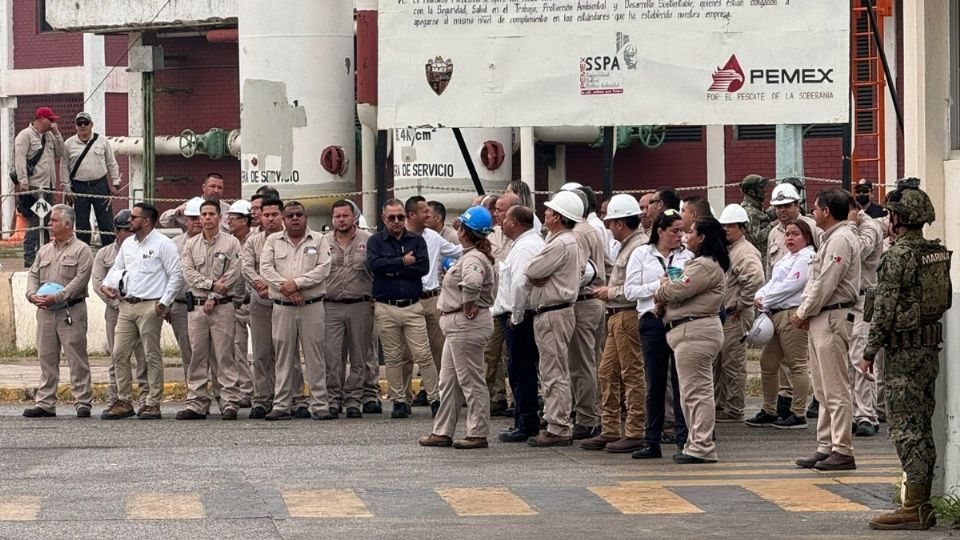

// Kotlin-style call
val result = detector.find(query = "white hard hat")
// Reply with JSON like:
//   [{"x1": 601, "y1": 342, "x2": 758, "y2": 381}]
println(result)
[
  {"x1": 745, "y1": 312, "x2": 775, "y2": 345},
  {"x1": 770, "y1": 183, "x2": 801, "y2": 206},
  {"x1": 228, "y1": 200, "x2": 252, "y2": 216},
  {"x1": 544, "y1": 191, "x2": 584, "y2": 223},
  {"x1": 603, "y1": 194, "x2": 642, "y2": 221},
  {"x1": 718, "y1": 203, "x2": 750, "y2": 224},
  {"x1": 560, "y1": 181, "x2": 583, "y2": 191},
  {"x1": 580, "y1": 259, "x2": 598, "y2": 288},
  {"x1": 184, "y1": 197, "x2": 205, "y2": 217}
]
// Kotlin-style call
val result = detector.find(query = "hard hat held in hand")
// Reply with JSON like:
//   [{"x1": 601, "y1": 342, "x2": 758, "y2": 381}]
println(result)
[
  {"x1": 459, "y1": 206, "x2": 494, "y2": 236},
  {"x1": 745, "y1": 312, "x2": 774, "y2": 345},
  {"x1": 184, "y1": 197, "x2": 206, "y2": 217},
  {"x1": 544, "y1": 191, "x2": 585, "y2": 223},
  {"x1": 36, "y1": 282, "x2": 67, "y2": 310},
  {"x1": 718, "y1": 203, "x2": 750, "y2": 224},
  {"x1": 603, "y1": 194, "x2": 642, "y2": 220}
]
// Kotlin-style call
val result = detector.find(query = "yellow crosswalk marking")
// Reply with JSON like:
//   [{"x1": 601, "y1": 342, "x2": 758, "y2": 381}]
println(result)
[
  {"x1": 589, "y1": 485, "x2": 703, "y2": 515},
  {"x1": 126, "y1": 492, "x2": 205, "y2": 520},
  {"x1": 0, "y1": 496, "x2": 42, "y2": 521},
  {"x1": 282, "y1": 490, "x2": 373, "y2": 518},
  {"x1": 611, "y1": 467, "x2": 903, "y2": 478},
  {"x1": 437, "y1": 487, "x2": 537, "y2": 516},
  {"x1": 740, "y1": 480, "x2": 869, "y2": 512}
]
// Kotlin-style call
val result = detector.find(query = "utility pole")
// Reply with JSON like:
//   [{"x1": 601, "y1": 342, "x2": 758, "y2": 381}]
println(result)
[{"x1": 775, "y1": 124, "x2": 804, "y2": 200}]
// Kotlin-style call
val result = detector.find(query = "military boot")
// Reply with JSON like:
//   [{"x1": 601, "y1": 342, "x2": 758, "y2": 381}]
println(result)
[{"x1": 868, "y1": 483, "x2": 937, "y2": 530}]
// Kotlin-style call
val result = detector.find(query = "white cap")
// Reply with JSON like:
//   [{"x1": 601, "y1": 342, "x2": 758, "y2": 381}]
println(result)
[
  {"x1": 228, "y1": 200, "x2": 252, "y2": 216},
  {"x1": 184, "y1": 197, "x2": 205, "y2": 217},
  {"x1": 560, "y1": 181, "x2": 584, "y2": 191},
  {"x1": 603, "y1": 194, "x2": 642, "y2": 220},
  {"x1": 770, "y1": 183, "x2": 801, "y2": 206},
  {"x1": 544, "y1": 191, "x2": 584, "y2": 223},
  {"x1": 718, "y1": 203, "x2": 750, "y2": 224}
]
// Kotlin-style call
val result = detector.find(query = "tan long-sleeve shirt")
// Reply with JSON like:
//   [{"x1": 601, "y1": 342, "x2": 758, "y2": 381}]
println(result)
[
  {"x1": 14, "y1": 124, "x2": 64, "y2": 188},
  {"x1": 241, "y1": 230, "x2": 274, "y2": 307},
  {"x1": 850, "y1": 212, "x2": 884, "y2": 292},
  {"x1": 260, "y1": 229, "x2": 332, "y2": 302},
  {"x1": 181, "y1": 230, "x2": 242, "y2": 301},
  {"x1": 654, "y1": 256, "x2": 725, "y2": 324},
  {"x1": 796, "y1": 221, "x2": 862, "y2": 320},
  {"x1": 437, "y1": 246, "x2": 496, "y2": 312},
  {"x1": 324, "y1": 228, "x2": 373, "y2": 301},
  {"x1": 573, "y1": 220, "x2": 607, "y2": 293},
  {"x1": 723, "y1": 236, "x2": 766, "y2": 315},
  {"x1": 92, "y1": 242, "x2": 121, "y2": 309},
  {"x1": 61, "y1": 133, "x2": 120, "y2": 188},
  {"x1": 524, "y1": 228, "x2": 580, "y2": 308},
  {"x1": 27, "y1": 235, "x2": 92, "y2": 304}
]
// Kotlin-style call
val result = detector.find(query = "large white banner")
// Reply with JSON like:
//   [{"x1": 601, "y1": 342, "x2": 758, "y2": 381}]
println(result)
[{"x1": 379, "y1": 0, "x2": 849, "y2": 128}]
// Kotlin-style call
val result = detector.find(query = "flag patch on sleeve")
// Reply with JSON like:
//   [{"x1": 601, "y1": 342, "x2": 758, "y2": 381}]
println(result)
[
  {"x1": 681, "y1": 275, "x2": 691, "y2": 285},
  {"x1": 833, "y1": 255, "x2": 843, "y2": 264}
]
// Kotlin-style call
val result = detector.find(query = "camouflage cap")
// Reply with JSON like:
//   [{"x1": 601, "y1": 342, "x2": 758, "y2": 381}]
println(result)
[
  {"x1": 740, "y1": 174, "x2": 768, "y2": 198},
  {"x1": 884, "y1": 177, "x2": 935, "y2": 225}
]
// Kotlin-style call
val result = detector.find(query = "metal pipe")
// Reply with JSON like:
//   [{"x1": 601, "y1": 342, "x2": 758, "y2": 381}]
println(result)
[
  {"x1": 358, "y1": 105, "x2": 377, "y2": 219},
  {"x1": 108, "y1": 135, "x2": 183, "y2": 155},
  {"x1": 453, "y1": 127, "x2": 484, "y2": 196},
  {"x1": 520, "y1": 127, "x2": 536, "y2": 201},
  {"x1": 142, "y1": 71, "x2": 156, "y2": 199},
  {"x1": 601, "y1": 126, "x2": 615, "y2": 197},
  {"x1": 375, "y1": 129, "x2": 389, "y2": 231}
]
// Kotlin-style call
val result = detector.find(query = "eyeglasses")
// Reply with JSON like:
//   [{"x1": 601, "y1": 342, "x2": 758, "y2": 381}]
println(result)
[
  {"x1": 130, "y1": 214, "x2": 146, "y2": 220},
  {"x1": 284, "y1": 211, "x2": 305, "y2": 218},
  {"x1": 76, "y1": 121, "x2": 91, "y2": 127},
  {"x1": 385, "y1": 215, "x2": 406, "y2": 222}
]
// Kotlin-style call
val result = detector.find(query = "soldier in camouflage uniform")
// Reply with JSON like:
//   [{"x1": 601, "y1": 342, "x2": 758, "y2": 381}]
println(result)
[
  {"x1": 860, "y1": 178, "x2": 952, "y2": 531},
  {"x1": 739, "y1": 175, "x2": 775, "y2": 263}
]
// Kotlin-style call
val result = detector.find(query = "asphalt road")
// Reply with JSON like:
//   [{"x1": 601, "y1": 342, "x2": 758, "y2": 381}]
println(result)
[{"x1": 0, "y1": 401, "x2": 945, "y2": 539}]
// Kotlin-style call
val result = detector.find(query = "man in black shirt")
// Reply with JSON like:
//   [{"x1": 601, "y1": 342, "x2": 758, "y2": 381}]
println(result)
[
  {"x1": 855, "y1": 179, "x2": 887, "y2": 219},
  {"x1": 367, "y1": 199, "x2": 439, "y2": 419}
]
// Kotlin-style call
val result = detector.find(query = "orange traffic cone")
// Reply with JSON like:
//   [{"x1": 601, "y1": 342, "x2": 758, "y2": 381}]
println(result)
[{"x1": 0, "y1": 212, "x2": 28, "y2": 246}]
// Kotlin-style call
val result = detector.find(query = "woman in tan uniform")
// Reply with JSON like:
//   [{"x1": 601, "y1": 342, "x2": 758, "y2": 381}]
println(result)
[
  {"x1": 419, "y1": 206, "x2": 497, "y2": 449},
  {"x1": 654, "y1": 217, "x2": 728, "y2": 463}
]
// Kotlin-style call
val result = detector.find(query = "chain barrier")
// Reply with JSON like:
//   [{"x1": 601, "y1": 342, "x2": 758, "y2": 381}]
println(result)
[{"x1": 0, "y1": 176, "x2": 890, "y2": 238}]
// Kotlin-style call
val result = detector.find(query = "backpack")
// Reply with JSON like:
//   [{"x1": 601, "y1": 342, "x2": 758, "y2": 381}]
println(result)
[{"x1": 915, "y1": 240, "x2": 952, "y2": 323}]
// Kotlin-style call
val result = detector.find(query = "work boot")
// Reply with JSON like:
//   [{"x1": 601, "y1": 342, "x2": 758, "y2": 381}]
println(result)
[
  {"x1": 453, "y1": 437, "x2": 489, "y2": 449},
  {"x1": 795, "y1": 451, "x2": 830, "y2": 469},
  {"x1": 138, "y1": 406, "x2": 162, "y2": 420},
  {"x1": 527, "y1": 431, "x2": 573, "y2": 447},
  {"x1": 715, "y1": 410, "x2": 743, "y2": 423},
  {"x1": 579, "y1": 433, "x2": 620, "y2": 451},
  {"x1": 572, "y1": 424, "x2": 599, "y2": 440},
  {"x1": 869, "y1": 483, "x2": 937, "y2": 530},
  {"x1": 490, "y1": 399, "x2": 508, "y2": 416},
  {"x1": 605, "y1": 437, "x2": 647, "y2": 454},
  {"x1": 362, "y1": 400, "x2": 383, "y2": 414},
  {"x1": 23, "y1": 406, "x2": 56, "y2": 418},
  {"x1": 418, "y1": 434, "x2": 453, "y2": 447},
  {"x1": 806, "y1": 398, "x2": 820, "y2": 419},
  {"x1": 100, "y1": 401, "x2": 135, "y2": 420},
  {"x1": 813, "y1": 451, "x2": 856, "y2": 471},
  {"x1": 412, "y1": 389, "x2": 430, "y2": 407}
]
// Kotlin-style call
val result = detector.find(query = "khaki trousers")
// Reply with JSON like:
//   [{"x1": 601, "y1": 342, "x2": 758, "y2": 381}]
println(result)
[
  {"x1": 847, "y1": 297, "x2": 878, "y2": 425},
  {"x1": 534, "y1": 307, "x2": 576, "y2": 437},
  {"x1": 377, "y1": 302, "x2": 439, "y2": 404},
  {"x1": 569, "y1": 298, "x2": 604, "y2": 427},
  {"x1": 113, "y1": 300, "x2": 164, "y2": 406},
  {"x1": 714, "y1": 309, "x2": 754, "y2": 418},
  {"x1": 324, "y1": 301, "x2": 375, "y2": 409},
  {"x1": 402, "y1": 295, "x2": 446, "y2": 399},
  {"x1": 105, "y1": 305, "x2": 148, "y2": 406},
  {"x1": 233, "y1": 302, "x2": 255, "y2": 399},
  {"x1": 35, "y1": 301, "x2": 92, "y2": 411},
  {"x1": 808, "y1": 309, "x2": 854, "y2": 456},
  {"x1": 272, "y1": 301, "x2": 328, "y2": 414},
  {"x1": 482, "y1": 316, "x2": 508, "y2": 403},
  {"x1": 186, "y1": 303, "x2": 242, "y2": 413},
  {"x1": 433, "y1": 310, "x2": 494, "y2": 438},
  {"x1": 598, "y1": 310, "x2": 645, "y2": 438},
  {"x1": 759, "y1": 308, "x2": 811, "y2": 417},
  {"x1": 167, "y1": 301, "x2": 192, "y2": 380},
  {"x1": 667, "y1": 316, "x2": 723, "y2": 461}
]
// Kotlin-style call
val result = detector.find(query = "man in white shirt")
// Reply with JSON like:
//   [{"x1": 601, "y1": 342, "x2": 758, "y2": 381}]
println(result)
[
  {"x1": 494, "y1": 205, "x2": 546, "y2": 442},
  {"x1": 100, "y1": 202, "x2": 185, "y2": 420}
]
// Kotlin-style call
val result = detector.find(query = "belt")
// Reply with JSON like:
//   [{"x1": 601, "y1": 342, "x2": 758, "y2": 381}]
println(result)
[
  {"x1": 123, "y1": 296, "x2": 160, "y2": 304},
  {"x1": 821, "y1": 301, "x2": 855, "y2": 312},
  {"x1": 325, "y1": 296, "x2": 372, "y2": 304},
  {"x1": 606, "y1": 306, "x2": 634, "y2": 316},
  {"x1": 378, "y1": 298, "x2": 419, "y2": 308},
  {"x1": 55, "y1": 297, "x2": 85, "y2": 310},
  {"x1": 190, "y1": 296, "x2": 234, "y2": 306},
  {"x1": 273, "y1": 296, "x2": 324, "y2": 307},
  {"x1": 421, "y1": 289, "x2": 441, "y2": 299},
  {"x1": 534, "y1": 302, "x2": 572, "y2": 316},
  {"x1": 577, "y1": 293, "x2": 597, "y2": 302},
  {"x1": 768, "y1": 306, "x2": 797, "y2": 316},
  {"x1": 664, "y1": 315, "x2": 710, "y2": 332},
  {"x1": 441, "y1": 308, "x2": 462, "y2": 315},
  {"x1": 174, "y1": 298, "x2": 187, "y2": 305}
]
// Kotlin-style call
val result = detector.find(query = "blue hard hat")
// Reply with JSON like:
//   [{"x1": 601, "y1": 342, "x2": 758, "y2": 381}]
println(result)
[
  {"x1": 36, "y1": 282, "x2": 67, "y2": 310},
  {"x1": 442, "y1": 257, "x2": 456, "y2": 271},
  {"x1": 459, "y1": 206, "x2": 494, "y2": 236}
]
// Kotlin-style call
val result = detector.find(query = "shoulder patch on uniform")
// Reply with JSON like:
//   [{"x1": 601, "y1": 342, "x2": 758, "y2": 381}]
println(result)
[
  {"x1": 471, "y1": 263, "x2": 484, "y2": 275},
  {"x1": 833, "y1": 255, "x2": 843, "y2": 264},
  {"x1": 681, "y1": 275, "x2": 691, "y2": 285}
]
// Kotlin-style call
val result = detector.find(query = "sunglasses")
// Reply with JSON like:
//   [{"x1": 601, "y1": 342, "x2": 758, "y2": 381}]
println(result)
[
  {"x1": 284, "y1": 211, "x2": 305, "y2": 218},
  {"x1": 385, "y1": 215, "x2": 406, "y2": 222},
  {"x1": 76, "y1": 121, "x2": 91, "y2": 126}
]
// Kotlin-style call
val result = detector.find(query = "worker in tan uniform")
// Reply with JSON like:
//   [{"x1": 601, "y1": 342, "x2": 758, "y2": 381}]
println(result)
[
  {"x1": 227, "y1": 199, "x2": 256, "y2": 406},
  {"x1": 23, "y1": 204, "x2": 93, "y2": 418},
  {"x1": 524, "y1": 191, "x2": 584, "y2": 447},
  {"x1": 581, "y1": 194, "x2": 649, "y2": 453},
  {"x1": 260, "y1": 201, "x2": 336, "y2": 421},
  {"x1": 169, "y1": 196, "x2": 204, "y2": 382},
  {"x1": 793, "y1": 188, "x2": 862, "y2": 471},
  {"x1": 324, "y1": 200, "x2": 376, "y2": 418},
  {"x1": 176, "y1": 200, "x2": 245, "y2": 420},
  {"x1": 159, "y1": 172, "x2": 230, "y2": 232},
  {"x1": 92, "y1": 209, "x2": 148, "y2": 412},
  {"x1": 715, "y1": 204, "x2": 765, "y2": 423},
  {"x1": 655, "y1": 217, "x2": 729, "y2": 463},
  {"x1": 766, "y1": 182, "x2": 821, "y2": 418},
  {"x1": 567, "y1": 189, "x2": 607, "y2": 439},
  {"x1": 241, "y1": 198, "x2": 308, "y2": 419},
  {"x1": 419, "y1": 206, "x2": 498, "y2": 449}
]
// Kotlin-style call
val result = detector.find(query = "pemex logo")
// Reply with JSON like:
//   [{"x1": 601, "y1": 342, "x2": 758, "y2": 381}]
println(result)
[{"x1": 709, "y1": 55, "x2": 745, "y2": 93}]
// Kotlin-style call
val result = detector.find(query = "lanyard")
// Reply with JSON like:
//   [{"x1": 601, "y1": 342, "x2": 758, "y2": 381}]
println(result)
[{"x1": 656, "y1": 252, "x2": 675, "y2": 272}]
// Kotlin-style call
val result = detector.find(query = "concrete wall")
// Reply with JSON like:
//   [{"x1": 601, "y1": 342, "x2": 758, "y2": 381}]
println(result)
[
  {"x1": 4, "y1": 272, "x2": 179, "y2": 354},
  {"x1": 45, "y1": 0, "x2": 237, "y2": 32}
]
